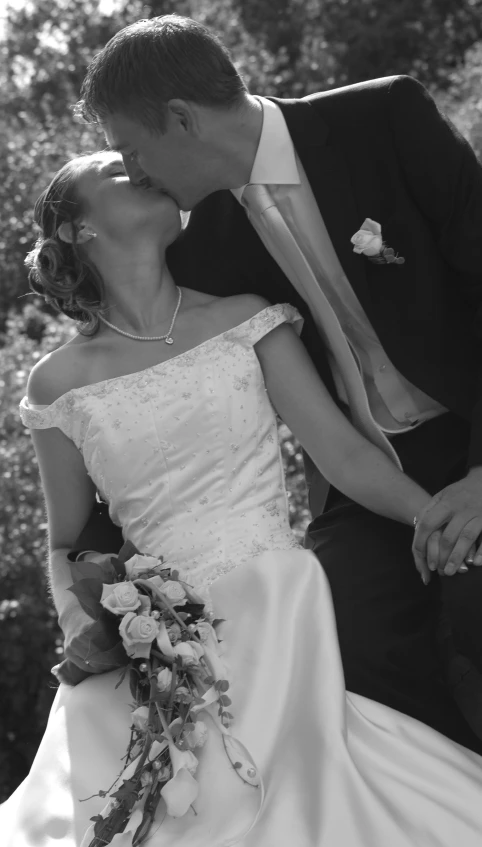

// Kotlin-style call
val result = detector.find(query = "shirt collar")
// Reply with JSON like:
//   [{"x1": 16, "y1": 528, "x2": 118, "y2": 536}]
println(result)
[{"x1": 231, "y1": 96, "x2": 300, "y2": 202}]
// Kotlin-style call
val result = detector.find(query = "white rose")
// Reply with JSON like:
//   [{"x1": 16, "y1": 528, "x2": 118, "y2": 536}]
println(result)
[
  {"x1": 100, "y1": 581, "x2": 141, "y2": 616},
  {"x1": 185, "y1": 720, "x2": 208, "y2": 750},
  {"x1": 157, "y1": 667, "x2": 173, "y2": 692},
  {"x1": 159, "y1": 580, "x2": 187, "y2": 604},
  {"x1": 350, "y1": 218, "x2": 383, "y2": 256},
  {"x1": 119, "y1": 611, "x2": 160, "y2": 659},
  {"x1": 131, "y1": 705, "x2": 150, "y2": 732},
  {"x1": 125, "y1": 553, "x2": 163, "y2": 580},
  {"x1": 173, "y1": 642, "x2": 201, "y2": 667}
]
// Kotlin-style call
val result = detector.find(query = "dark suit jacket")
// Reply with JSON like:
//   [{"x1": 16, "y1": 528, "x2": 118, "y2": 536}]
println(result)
[
  {"x1": 77, "y1": 74, "x2": 482, "y2": 551},
  {"x1": 165, "y1": 74, "x2": 482, "y2": 515}
]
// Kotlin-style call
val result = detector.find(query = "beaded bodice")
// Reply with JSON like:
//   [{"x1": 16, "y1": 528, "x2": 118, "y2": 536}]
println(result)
[{"x1": 20, "y1": 305, "x2": 302, "y2": 588}]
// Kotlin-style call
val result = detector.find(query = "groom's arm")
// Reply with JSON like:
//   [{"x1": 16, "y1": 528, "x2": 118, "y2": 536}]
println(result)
[
  {"x1": 385, "y1": 77, "x2": 482, "y2": 571},
  {"x1": 385, "y1": 75, "x2": 482, "y2": 468}
]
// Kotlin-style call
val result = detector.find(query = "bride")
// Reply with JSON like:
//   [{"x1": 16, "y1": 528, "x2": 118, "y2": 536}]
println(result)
[{"x1": 3, "y1": 149, "x2": 482, "y2": 846}]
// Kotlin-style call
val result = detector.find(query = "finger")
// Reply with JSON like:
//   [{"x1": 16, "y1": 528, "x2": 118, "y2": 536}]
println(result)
[
  {"x1": 473, "y1": 537, "x2": 482, "y2": 567},
  {"x1": 426, "y1": 530, "x2": 442, "y2": 572},
  {"x1": 444, "y1": 517, "x2": 482, "y2": 575},
  {"x1": 413, "y1": 499, "x2": 452, "y2": 562},
  {"x1": 412, "y1": 537, "x2": 431, "y2": 585},
  {"x1": 465, "y1": 542, "x2": 477, "y2": 566},
  {"x1": 437, "y1": 513, "x2": 480, "y2": 570}
]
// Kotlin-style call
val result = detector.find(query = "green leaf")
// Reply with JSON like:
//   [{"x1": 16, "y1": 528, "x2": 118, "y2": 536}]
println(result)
[
  {"x1": 219, "y1": 694, "x2": 232, "y2": 706},
  {"x1": 110, "y1": 556, "x2": 126, "y2": 580},
  {"x1": 112, "y1": 777, "x2": 140, "y2": 806},
  {"x1": 215, "y1": 679, "x2": 230, "y2": 693},
  {"x1": 86, "y1": 641, "x2": 128, "y2": 670},
  {"x1": 118, "y1": 540, "x2": 141, "y2": 565},
  {"x1": 70, "y1": 560, "x2": 107, "y2": 583},
  {"x1": 67, "y1": 578, "x2": 103, "y2": 619}
]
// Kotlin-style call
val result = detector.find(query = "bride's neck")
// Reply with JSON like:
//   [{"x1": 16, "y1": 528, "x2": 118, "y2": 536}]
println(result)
[{"x1": 94, "y1": 243, "x2": 177, "y2": 333}]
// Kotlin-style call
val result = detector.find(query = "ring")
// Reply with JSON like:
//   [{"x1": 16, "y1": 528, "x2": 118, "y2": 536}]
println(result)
[{"x1": 413, "y1": 516, "x2": 418, "y2": 528}]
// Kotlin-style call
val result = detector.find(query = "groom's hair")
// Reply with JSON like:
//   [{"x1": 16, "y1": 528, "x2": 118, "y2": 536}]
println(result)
[{"x1": 77, "y1": 15, "x2": 248, "y2": 133}]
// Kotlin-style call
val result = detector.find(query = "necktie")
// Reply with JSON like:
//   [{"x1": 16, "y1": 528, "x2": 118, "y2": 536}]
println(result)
[{"x1": 241, "y1": 183, "x2": 401, "y2": 468}]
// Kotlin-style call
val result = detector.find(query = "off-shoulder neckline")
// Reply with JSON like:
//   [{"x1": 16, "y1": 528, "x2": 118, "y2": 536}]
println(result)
[{"x1": 22, "y1": 304, "x2": 297, "y2": 414}]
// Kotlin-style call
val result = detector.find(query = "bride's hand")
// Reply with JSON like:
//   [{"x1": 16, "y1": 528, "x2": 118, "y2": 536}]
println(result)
[{"x1": 412, "y1": 517, "x2": 479, "y2": 583}]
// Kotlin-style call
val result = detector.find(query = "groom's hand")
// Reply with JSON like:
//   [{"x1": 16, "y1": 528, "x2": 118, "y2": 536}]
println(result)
[{"x1": 413, "y1": 468, "x2": 482, "y2": 576}]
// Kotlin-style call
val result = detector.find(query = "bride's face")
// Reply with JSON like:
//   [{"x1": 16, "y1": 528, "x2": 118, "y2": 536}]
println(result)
[{"x1": 76, "y1": 152, "x2": 182, "y2": 245}]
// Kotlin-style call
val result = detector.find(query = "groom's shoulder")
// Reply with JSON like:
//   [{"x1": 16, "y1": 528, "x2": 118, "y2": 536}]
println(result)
[{"x1": 299, "y1": 74, "x2": 429, "y2": 117}]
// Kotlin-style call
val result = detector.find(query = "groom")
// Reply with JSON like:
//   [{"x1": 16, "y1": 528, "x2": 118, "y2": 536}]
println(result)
[{"x1": 74, "y1": 16, "x2": 482, "y2": 750}]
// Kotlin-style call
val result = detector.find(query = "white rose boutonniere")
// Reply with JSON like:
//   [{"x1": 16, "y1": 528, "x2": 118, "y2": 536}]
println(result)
[{"x1": 351, "y1": 218, "x2": 405, "y2": 265}]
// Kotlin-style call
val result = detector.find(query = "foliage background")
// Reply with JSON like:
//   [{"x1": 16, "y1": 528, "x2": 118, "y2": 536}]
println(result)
[{"x1": 1, "y1": 0, "x2": 482, "y2": 801}]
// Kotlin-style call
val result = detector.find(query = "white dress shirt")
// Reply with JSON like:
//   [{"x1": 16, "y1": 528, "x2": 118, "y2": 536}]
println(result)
[{"x1": 232, "y1": 97, "x2": 447, "y2": 434}]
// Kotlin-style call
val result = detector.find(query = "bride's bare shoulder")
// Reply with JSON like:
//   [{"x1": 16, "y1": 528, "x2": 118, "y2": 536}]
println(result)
[
  {"x1": 26, "y1": 334, "x2": 93, "y2": 406},
  {"x1": 209, "y1": 294, "x2": 272, "y2": 333}
]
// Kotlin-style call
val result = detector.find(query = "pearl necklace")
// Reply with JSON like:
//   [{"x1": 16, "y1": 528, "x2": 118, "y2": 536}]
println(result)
[{"x1": 98, "y1": 286, "x2": 182, "y2": 344}]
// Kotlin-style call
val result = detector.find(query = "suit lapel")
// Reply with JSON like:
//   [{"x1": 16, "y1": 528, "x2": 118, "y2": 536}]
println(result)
[{"x1": 271, "y1": 96, "x2": 370, "y2": 307}]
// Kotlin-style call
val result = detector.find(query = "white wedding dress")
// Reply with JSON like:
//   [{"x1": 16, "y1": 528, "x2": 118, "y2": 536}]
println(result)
[{"x1": 4, "y1": 303, "x2": 482, "y2": 846}]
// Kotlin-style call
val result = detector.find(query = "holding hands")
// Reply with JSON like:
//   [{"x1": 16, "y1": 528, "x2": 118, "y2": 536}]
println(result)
[{"x1": 412, "y1": 468, "x2": 482, "y2": 583}]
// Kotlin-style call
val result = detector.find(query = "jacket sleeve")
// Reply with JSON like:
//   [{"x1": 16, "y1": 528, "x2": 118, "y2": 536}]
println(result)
[{"x1": 386, "y1": 75, "x2": 482, "y2": 468}]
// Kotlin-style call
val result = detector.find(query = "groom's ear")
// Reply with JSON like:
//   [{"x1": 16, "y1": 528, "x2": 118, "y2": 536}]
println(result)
[{"x1": 167, "y1": 99, "x2": 198, "y2": 137}]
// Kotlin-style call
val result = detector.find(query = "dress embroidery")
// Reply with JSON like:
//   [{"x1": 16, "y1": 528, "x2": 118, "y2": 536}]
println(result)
[{"x1": 19, "y1": 304, "x2": 303, "y2": 579}]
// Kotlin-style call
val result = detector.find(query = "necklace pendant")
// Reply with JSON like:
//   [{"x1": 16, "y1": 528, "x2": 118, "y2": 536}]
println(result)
[{"x1": 165, "y1": 337, "x2": 174, "y2": 345}]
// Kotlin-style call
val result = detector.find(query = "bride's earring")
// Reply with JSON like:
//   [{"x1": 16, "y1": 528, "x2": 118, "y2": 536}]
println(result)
[{"x1": 57, "y1": 222, "x2": 97, "y2": 244}]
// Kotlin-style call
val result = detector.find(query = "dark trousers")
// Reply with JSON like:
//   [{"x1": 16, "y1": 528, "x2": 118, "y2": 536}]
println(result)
[{"x1": 306, "y1": 411, "x2": 482, "y2": 754}]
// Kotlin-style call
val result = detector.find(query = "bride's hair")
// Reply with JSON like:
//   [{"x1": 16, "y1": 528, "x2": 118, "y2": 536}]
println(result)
[{"x1": 25, "y1": 154, "x2": 104, "y2": 336}]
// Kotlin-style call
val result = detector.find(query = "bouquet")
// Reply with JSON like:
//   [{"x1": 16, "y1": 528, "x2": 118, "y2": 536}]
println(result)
[{"x1": 66, "y1": 541, "x2": 260, "y2": 847}]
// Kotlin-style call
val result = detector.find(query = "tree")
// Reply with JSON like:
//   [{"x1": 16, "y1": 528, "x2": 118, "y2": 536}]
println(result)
[{"x1": 236, "y1": 0, "x2": 482, "y2": 91}]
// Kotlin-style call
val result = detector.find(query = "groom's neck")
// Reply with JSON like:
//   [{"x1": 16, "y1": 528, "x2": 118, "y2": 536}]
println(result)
[{"x1": 203, "y1": 94, "x2": 263, "y2": 191}]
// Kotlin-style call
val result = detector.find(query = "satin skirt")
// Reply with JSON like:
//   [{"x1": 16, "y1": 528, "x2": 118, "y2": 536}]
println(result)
[{"x1": 2, "y1": 549, "x2": 482, "y2": 846}]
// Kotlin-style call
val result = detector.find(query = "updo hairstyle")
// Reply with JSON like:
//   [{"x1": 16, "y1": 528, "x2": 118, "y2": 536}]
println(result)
[{"x1": 25, "y1": 154, "x2": 104, "y2": 335}]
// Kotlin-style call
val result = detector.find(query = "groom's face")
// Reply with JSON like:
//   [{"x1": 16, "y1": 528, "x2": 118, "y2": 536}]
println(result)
[{"x1": 103, "y1": 110, "x2": 207, "y2": 212}]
